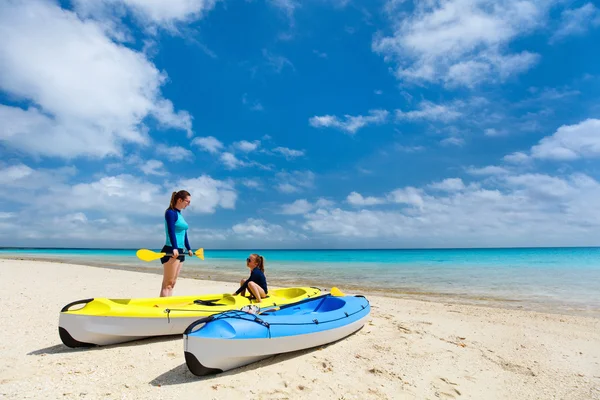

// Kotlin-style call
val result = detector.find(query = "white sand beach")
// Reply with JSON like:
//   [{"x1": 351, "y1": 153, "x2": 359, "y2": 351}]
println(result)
[{"x1": 1, "y1": 259, "x2": 599, "y2": 399}]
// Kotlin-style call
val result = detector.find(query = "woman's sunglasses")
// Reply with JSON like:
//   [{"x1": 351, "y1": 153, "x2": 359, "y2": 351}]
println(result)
[{"x1": 246, "y1": 257, "x2": 252, "y2": 263}]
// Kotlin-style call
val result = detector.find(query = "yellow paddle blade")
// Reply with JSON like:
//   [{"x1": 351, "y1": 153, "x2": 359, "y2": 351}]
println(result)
[
  {"x1": 136, "y1": 249, "x2": 165, "y2": 262},
  {"x1": 330, "y1": 287, "x2": 345, "y2": 297},
  {"x1": 195, "y1": 248, "x2": 205, "y2": 260}
]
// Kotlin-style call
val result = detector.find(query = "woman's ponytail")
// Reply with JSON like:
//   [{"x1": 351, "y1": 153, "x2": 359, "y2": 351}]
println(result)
[
  {"x1": 169, "y1": 192, "x2": 177, "y2": 210},
  {"x1": 258, "y1": 255, "x2": 265, "y2": 273}
]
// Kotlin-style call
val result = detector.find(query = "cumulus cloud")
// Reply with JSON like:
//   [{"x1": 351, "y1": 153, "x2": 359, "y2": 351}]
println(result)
[
  {"x1": 220, "y1": 152, "x2": 247, "y2": 169},
  {"x1": 373, "y1": 0, "x2": 545, "y2": 87},
  {"x1": 467, "y1": 165, "x2": 510, "y2": 176},
  {"x1": 233, "y1": 140, "x2": 261, "y2": 153},
  {"x1": 309, "y1": 110, "x2": 389, "y2": 134},
  {"x1": 278, "y1": 197, "x2": 335, "y2": 215},
  {"x1": 155, "y1": 144, "x2": 194, "y2": 162},
  {"x1": 0, "y1": 1, "x2": 192, "y2": 159},
  {"x1": 550, "y1": 3, "x2": 600, "y2": 43},
  {"x1": 179, "y1": 175, "x2": 237, "y2": 213},
  {"x1": 231, "y1": 218, "x2": 302, "y2": 240},
  {"x1": 275, "y1": 170, "x2": 315, "y2": 193},
  {"x1": 139, "y1": 160, "x2": 167, "y2": 176},
  {"x1": 530, "y1": 119, "x2": 600, "y2": 160},
  {"x1": 440, "y1": 137, "x2": 465, "y2": 146},
  {"x1": 346, "y1": 191, "x2": 385, "y2": 206},
  {"x1": 280, "y1": 199, "x2": 313, "y2": 215},
  {"x1": 396, "y1": 101, "x2": 462, "y2": 122},
  {"x1": 192, "y1": 136, "x2": 224, "y2": 154},
  {"x1": 72, "y1": 0, "x2": 220, "y2": 32},
  {"x1": 503, "y1": 151, "x2": 530, "y2": 164},
  {"x1": 301, "y1": 172, "x2": 600, "y2": 246},
  {"x1": 272, "y1": 146, "x2": 305, "y2": 159},
  {"x1": 428, "y1": 178, "x2": 466, "y2": 191}
]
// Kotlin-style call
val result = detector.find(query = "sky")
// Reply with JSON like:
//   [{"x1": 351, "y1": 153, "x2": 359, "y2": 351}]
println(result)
[{"x1": 1, "y1": 0, "x2": 600, "y2": 249}]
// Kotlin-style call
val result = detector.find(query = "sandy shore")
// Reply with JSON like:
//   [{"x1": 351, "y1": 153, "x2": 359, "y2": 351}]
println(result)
[{"x1": 0, "y1": 259, "x2": 599, "y2": 399}]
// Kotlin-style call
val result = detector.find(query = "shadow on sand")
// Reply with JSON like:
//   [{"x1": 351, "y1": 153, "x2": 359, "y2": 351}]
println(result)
[
  {"x1": 149, "y1": 328, "x2": 364, "y2": 386},
  {"x1": 28, "y1": 334, "x2": 183, "y2": 356}
]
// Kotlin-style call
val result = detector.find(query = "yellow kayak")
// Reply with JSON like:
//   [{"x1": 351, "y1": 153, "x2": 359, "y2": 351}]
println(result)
[{"x1": 59, "y1": 286, "x2": 321, "y2": 347}]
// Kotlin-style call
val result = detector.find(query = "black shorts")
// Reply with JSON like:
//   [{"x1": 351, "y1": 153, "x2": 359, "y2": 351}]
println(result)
[{"x1": 160, "y1": 245, "x2": 185, "y2": 264}]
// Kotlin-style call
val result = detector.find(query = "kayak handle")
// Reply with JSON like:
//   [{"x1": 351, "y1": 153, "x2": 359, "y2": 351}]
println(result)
[
  {"x1": 184, "y1": 316, "x2": 213, "y2": 335},
  {"x1": 60, "y1": 298, "x2": 94, "y2": 312}
]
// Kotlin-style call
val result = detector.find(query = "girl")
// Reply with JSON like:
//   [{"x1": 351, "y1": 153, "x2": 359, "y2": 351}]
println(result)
[{"x1": 234, "y1": 253, "x2": 268, "y2": 303}]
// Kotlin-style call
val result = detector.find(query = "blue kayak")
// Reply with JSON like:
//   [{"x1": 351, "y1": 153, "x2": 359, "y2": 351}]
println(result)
[{"x1": 183, "y1": 293, "x2": 371, "y2": 376}]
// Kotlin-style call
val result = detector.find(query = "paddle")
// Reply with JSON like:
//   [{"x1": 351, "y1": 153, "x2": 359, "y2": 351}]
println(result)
[
  {"x1": 330, "y1": 287, "x2": 345, "y2": 296},
  {"x1": 136, "y1": 248, "x2": 205, "y2": 262}
]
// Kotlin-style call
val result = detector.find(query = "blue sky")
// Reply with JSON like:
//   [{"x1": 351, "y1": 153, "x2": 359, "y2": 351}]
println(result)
[{"x1": 1, "y1": 0, "x2": 600, "y2": 249}]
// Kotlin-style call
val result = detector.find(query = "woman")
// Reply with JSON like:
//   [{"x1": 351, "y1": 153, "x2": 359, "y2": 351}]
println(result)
[
  {"x1": 234, "y1": 254, "x2": 268, "y2": 303},
  {"x1": 160, "y1": 190, "x2": 192, "y2": 297}
]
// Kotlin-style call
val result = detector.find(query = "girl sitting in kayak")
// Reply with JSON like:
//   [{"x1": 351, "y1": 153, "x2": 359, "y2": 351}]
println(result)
[{"x1": 233, "y1": 254, "x2": 268, "y2": 303}]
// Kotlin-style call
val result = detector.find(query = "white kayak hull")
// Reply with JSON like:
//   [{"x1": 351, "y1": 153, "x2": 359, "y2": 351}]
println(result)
[
  {"x1": 58, "y1": 313, "x2": 199, "y2": 347},
  {"x1": 183, "y1": 294, "x2": 371, "y2": 375}
]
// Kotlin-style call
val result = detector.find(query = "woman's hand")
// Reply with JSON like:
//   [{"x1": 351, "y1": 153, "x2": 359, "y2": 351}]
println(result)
[
  {"x1": 172, "y1": 248, "x2": 179, "y2": 258},
  {"x1": 188, "y1": 249, "x2": 193, "y2": 256}
]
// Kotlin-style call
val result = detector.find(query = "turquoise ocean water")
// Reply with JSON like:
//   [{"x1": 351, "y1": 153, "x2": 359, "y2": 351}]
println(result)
[{"x1": 2, "y1": 247, "x2": 599, "y2": 316}]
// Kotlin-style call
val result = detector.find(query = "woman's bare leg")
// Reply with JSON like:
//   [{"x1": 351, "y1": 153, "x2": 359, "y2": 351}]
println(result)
[
  {"x1": 247, "y1": 281, "x2": 266, "y2": 303},
  {"x1": 160, "y1": 258, "x2": 181, "y2": 297},
  {"x1": 237, "y1": 279, "x2": 247, "y2": 296}
]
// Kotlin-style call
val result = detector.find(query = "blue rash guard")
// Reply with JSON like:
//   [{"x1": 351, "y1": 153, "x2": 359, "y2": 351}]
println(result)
[
  {"x1": 164, "y1": 208, "x2": 191, "y2": 251},
  {"x1": 235, "y1": 267, "x2": 268, "y2": 295}
]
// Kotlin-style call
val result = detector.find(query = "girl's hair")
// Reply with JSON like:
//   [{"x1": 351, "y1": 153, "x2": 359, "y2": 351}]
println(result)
[
  {"x1": 252, "y1": 254, "x2": 265, "y2": 273},
  {"x1": 168, "y1": 190, "x2": 191, "y2": 210}
]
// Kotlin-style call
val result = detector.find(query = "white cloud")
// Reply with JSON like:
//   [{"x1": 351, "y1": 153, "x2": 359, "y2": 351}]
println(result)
[
  {"x1": 315, "y1": 198, "x2": 335, "y2": 208},
  {"x1": 72, "y1": 0, "x2": 220, "y2": 31},
  {"x1": 234, "y1": 140, "x2": 261, "y2": 153},
  {"x1": 268, "y1": 0, "x2": 299, "y2": 20},
  {"x1": 440, "y1": 137, "x2": 465, "y2": 146},
  {"x1": 301, "y1": 172, "x2": 600, "y2": 246},
  {"x1": 373, "y1": 0, "x2": 545, "y2": 87},
  {"x1": 242, "y1": 94, "x2": 264, "y2": 111},
  {"x1": 0, "y1": 164, "x2": 76, "y2": 194},
  {"x1": 503, "y1": 151, "x2": 530, "y2": 164},
  {"x1": 31, "y1": 174, "x2": 167, "y2": 216},
  {"x1": 530, "y1": 119, "x2": 600, "y2": 161},
  {"x1": 262, "y1": 49, "x2": 294, "y2": 73},
  {"x1": 428, "y1": 178, "x2": 466, "y2": 191},
  {"x1": 231, "y1": 218, "x2": 302, "y2": 240},
  {"x1": 387, "y1": 187, "x2": 424, "y2": 208},
  {"x1": 505, "y1": 173, "x2": 574, "y2": 199},
  {"x1": 179, "y1": 175, "x2": 237, "y2": 213},
  {"x1": 0, "y1": 1, "x2": 192, "y2": 159},
  {"x1": 139, "y1": 159, "x2": 167, "y2": 176},
  {"x1": 346, "y1": 191, "x2": 385, "y2": 206},
  {"x1": 280, "y1": 199, "x2": 313, "y2": 215},
  {"x1": 395, "y1": 144, "x2": 425, "y2": 152},
  {"x1": 275, "y1": 170, "x2": 315, "y2": 193},
  {"x1": 220, "y1": 152, "x2": 246, "y2": 169},
  {"x1": 309, "y1": 109, "x2": 389, "y2": 134},
  {"x1": 467, "y1": 165, "x2": 509, "y2": 175},
  {"x1": 396, "y1": 101, "x2": 461, "y2": 122},
  {"x1": 155, "y1": 144, "x2": 194, "y2": 162},
  {"x1": 550, "y1": 3, "x2": 600, "y2": 43},
  {"x1": 240, "y1": 179, "x2": 262, "y2": 189},
  {"x1": 272, "y1": 146, "x2": 305, "y2": 159},
  {"x1": 192, "y1": 136, "x2": 224, "y2": 154},
  {"x1": 0, "y1": 164, "x2": 34, "y2": 184},
  {"x1": 1, "y1": 169, "x2": 235, "y2": 216},
  {"x1": 276, "y1": 183, "x2": 300, "y2": 193}
]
